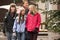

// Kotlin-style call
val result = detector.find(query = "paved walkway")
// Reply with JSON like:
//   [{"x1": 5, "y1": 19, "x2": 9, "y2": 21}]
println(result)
[
  {"x1": 0, "y1": 32, "x2": 7, "y2": 40},
  {"x1": 0, "y1": 32, "x2": 60, "y2": 40}
]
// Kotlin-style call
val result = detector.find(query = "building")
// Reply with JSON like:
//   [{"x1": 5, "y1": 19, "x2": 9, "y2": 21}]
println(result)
[
  {"x1": 37, "y1": 0, "x2": 60, "y2": 31},
  {"x1": 36, "y1": 0, "x2": 60, "y2": 40}
]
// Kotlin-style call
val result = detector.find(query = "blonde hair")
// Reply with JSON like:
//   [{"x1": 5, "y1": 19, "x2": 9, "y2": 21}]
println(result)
[{"x1": 29, "y1": 5, "x2": 37, "y2": 13}]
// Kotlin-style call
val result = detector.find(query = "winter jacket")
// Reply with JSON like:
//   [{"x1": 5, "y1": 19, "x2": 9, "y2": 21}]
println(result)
[
  {"x1": 23, "y1": 6, "x2": 29, "y2": 15},
  {"x1": 26, "y1": 12, "x2": 41, "y2": 32},
  {"x1": 13, "y1": 16, "x2": 25, "y2": 33},
  {"x1": 3, "y1": 12, "x2": 17, "y2": 33}
]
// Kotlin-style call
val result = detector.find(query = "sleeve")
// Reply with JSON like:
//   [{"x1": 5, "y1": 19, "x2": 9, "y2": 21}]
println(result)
[
  {"x1": 3, "y1": 12, "x2": 8, "y2": 33},
  {"x1": 25, "y1": 15, "x2": 29, "y2": 28},
  {"x1": 36, "y1": 13, "x2": 41, "y2": 28},
  {"x1": 13, "y1": 19, "x2": 17, "y2": 32}
]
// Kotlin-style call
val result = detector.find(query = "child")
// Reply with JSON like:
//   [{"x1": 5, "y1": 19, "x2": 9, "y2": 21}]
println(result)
[
  {"x1": 26, "y1": 5, "x2": 41, "y2": 40},
  {"x1": 13, "y1": 7, "x2": 25, "y2": 40}
]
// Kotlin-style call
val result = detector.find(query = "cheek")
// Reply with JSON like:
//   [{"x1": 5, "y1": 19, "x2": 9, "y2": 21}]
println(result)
[
  {"x1": 11, "y1": 9, "x2": 15, "y2": 12},
  {"x1": 17, "y1": 9, "x2": 20, "y2": 14},
  {"x1": 29, "y1": 8, "x2": 33, "y2": 11},
  {"x1": 11, "y1": 8, "x2": 15, "y2": 10},
  {"x1": 11, "y1": 9, "x2": 15, "y2": 11},
  {"x1": 29, "y1": 8, "x2": 31, "y2": 11},
  {"x1": 26, "y1": 4, "x2": 28, "y2": 7},
  {"x1": 22, "y1": 11, "x2": 25, "y2": 14}
]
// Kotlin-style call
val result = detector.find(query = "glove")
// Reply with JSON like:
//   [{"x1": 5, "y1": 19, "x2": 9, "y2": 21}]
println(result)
[{"x1": 33, "y1": 28, "x2": 39, "y2": 33}]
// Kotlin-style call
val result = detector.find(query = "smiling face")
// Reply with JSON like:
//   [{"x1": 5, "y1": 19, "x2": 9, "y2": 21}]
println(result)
[
  {"x1": 11, "y1": 7, "x2": 16, "y2": 13},
  {"x1": 29, "y1": 6, "x2": 33, "y2": 12},
  {"x1": 17, "y1": 8, "x2": 25, "y2": 16},
  {"x1": 9, "y1": 3, "x2": 16, "y2": 14},
  {"x1": 29, "y1": 5, "x2": 37, "y2": 14},
  {"x1": 21, "y1": 9, "x2": 25, "y2": 15},
  {"x1": 23, "y1": 1, "x2": 29, "y2": 8}
]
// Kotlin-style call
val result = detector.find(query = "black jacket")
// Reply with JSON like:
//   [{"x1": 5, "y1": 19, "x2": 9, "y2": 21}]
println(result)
[
  {"x1": 3, "y1": 12, "x2": 17, "y2": 33},
  {"x1": 25, "y1": 8, "x2": 29, "y2": 15}
]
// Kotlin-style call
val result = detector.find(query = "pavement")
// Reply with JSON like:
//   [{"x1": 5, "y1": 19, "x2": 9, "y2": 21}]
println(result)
[{"x1": 0, "y1": 32, "x2": 7, "y2": 40}]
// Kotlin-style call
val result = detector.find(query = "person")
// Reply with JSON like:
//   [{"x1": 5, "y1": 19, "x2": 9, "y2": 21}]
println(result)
[
  {"x1": 23, "y1": 1, "x2": 29, "y2": 15},
  {"x1": 13, "y1": 7, "x2": 25, "y2": 40},
  {"x1": 3, "y1": 3, "x2": 17, "y2": 40},
  {"x1": 23, "y1": 1, "x2": 29, "y2": 40},
  {"x1": 26, "y1": 5, "x2": 41, "y2": 40}
]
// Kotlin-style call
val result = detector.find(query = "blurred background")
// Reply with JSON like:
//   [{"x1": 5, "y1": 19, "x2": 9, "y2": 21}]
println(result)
[{"x1": 0, "y1": 0, "x2": 60, "y2": 40}]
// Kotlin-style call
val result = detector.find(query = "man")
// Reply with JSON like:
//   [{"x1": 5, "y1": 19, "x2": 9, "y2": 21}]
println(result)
[
  {"x1": 23, "y1": 1, "x2": 29, "y2": 40},
  {"x1": 23, "y1": 1, "x2": 29, "y2": 15}
]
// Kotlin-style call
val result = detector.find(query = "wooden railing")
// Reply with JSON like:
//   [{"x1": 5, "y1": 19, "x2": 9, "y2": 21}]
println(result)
[{"x1": 39, "y1": 23, "x2": 48, "y2": 32}]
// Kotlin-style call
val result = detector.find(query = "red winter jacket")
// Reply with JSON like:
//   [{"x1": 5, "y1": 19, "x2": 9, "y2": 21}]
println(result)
[{"x1": 26, "y1": 12, "x2": 41, "y2": 32}]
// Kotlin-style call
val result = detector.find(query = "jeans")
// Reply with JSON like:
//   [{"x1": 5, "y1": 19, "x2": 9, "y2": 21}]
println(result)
[
  {"x1": 6, "y1": 32, "x2": 12, "y2": 40},
  {"x1": 27, "y1": 31, "x2": 38, "y2": 40},
  {"x1": 12, "y1": 35, "x2": 17, "y2": 40},
  {"x1": 6, "y1": 32, "x2": 17, "y2": 40},
  {"x1": 17, "y1": 32, "x2": 25, "y2": 40}
]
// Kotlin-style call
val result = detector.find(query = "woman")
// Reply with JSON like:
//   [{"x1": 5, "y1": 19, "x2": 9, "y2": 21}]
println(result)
[
  {"x1": 3, "y1": 3, "x2": 17, "y2": 40},
  {"x1": 26, "y1": 5, "x2": 41, "y2": 40},
  {"x1": 13, "y1": 7, "x2": 25, "y2": 40}
]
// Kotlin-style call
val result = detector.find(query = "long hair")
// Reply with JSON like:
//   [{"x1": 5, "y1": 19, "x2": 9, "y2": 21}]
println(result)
[
  {"x1": 18, "y1": 10, "x2": 25, "y2": 24},
  {"x1": 8, "y1": 3, "x2": 17, "y2": 17},
  {"x1": 29, "y1": 5, "x2": 37, "y2": 13}
]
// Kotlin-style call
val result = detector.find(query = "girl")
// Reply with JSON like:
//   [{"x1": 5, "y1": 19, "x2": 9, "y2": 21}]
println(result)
[
  {"x1": 3, "y1": 3, "x2": 17, "y2": 40},
  {"x1": 13, "y1": 7, "x2": 25, "y2": 40},
  {"x1": 26, "y1": 5, "x2": 41, "y2": 40}
]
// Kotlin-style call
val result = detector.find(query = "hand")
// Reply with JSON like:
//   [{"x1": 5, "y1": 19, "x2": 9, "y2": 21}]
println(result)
[
  {"x1": 25, "y1": 28, "x2": 27, "y2": 31},
  {"x1": 35, "y1": 28, "x2": 39, "y2": 31},
  {"x1": 33, "y1": 28, "x2": 39, "y2": 33},
  {"x1": 13, "y1": 33, "x2": 16, "y2": 36}
]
